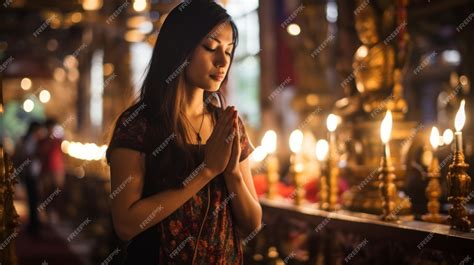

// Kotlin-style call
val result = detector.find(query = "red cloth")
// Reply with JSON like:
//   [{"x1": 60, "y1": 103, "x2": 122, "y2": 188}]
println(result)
[
  {"x1": 253, "y1": 174, "x2": 349, "y2": 203},
  {"x1": 38, "y1": 138, "x2": 64, "y2": 175}
]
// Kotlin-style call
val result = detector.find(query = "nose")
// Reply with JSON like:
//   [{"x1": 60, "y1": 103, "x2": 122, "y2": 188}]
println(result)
[{"x1": 214, "y1": 48, "x2": 229, "y2": 69}]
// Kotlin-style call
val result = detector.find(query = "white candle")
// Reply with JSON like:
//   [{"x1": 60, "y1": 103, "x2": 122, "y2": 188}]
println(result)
[
  {"x1": 326, "y1": 114, "x2": 339, "y2": 158},
  {"x1": 430, "y1": 126, "x2": 440, "y2": 152},
  {"x1": 380, "y1": 110, "x2": 393, "y2": 159},
  {"x1": 454, "y1": 100, "x2": 466, "y2": 152},
  {"x1": 316, "y1": 139, "x2": 329, "y2": 162}
]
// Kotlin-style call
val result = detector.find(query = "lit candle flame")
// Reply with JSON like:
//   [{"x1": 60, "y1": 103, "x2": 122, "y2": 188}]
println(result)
[
  {"x1": 326, "y1": 114, "x2": 339, "y2": 132},
  {"x1": 261, "y1": 130, "x2": 277, "y2": 154},
  {"x1": 430, "y1": 126, "x2": 439, "y2": 150},
  {"x1": 250, "y1": 146, "x2": 268, "y2": 162},
  {"x1": 443, "y1": 129, "x2": 453, "y2": 145},
  {"x1": 380, "y1": 110, "x2": 392, "y2": 144},
  {"x1": 454, "y1": 100, "x2": 465, "y2": 132},
  {"x1": 315, "y1": 139, "x2": 329, "y2": 161},
  {"x1": 289, "y1": 129, "x2": 304, "y2": 153}
]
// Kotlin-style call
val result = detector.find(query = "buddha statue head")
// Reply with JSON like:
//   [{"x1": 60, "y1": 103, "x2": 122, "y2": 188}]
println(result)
[{"x1": 354, "y1": 2, "x2": 380, "y2": 46}]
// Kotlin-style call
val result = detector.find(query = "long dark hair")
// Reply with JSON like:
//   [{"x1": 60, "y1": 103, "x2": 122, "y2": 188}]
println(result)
[{"x1": 125, "y1": 0, "x2": 238, "y2": 193}]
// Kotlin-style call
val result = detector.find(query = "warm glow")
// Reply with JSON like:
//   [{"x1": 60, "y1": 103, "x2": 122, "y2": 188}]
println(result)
[
  {"x1": 430, "y1": 127, "x2": 439, "y2": 150},
  {"x1": 39, "y1": 90, "x2": 51, "y2": 103},
  {"x1": 125, "y1": 29, "x2": 145, "y2": 42},
  {"x1": 287, "y1": 24, "x2": 301, "y2": 36},
  {"x1": 64, "y1": 141, "x2": 107, "y2": 161},
  {"x1": 63, "y1": 55, "x2": 78, "y2": 69},
  {"x1": 443, "y1": 129, "x2": 454, "y2": 145},
  {"x1": 61, "y1": 140, "x2": 70, "y2": 153},
  {"x1": 82, "y1": 0, "x2": 102, "y2": 11},
  {"x1": 289, "y1": 130, "x2": 304, "y2": 153},
  {"x1": 380, "y1": 110, "x2": 393, "y2": 144},
  {"x1": 53, "y1": 68, "x2": 66, "y2": 82},
  {"x1": 454, "y1": 100, "x2": 466, "y2": 132},
  {"x1": 23, "y1": 99, "x2": 34, "y2": 112},
  {"x1": 356, "y1": 45, "x2": 368, "y2": 58},
  {"x1": 261, "y1": 130, "x2": 277, "y2": 154},
  {"x1": 133, "y1": 0, "x2": 147, "y2": 12},
  {"x1": 326, "y1": 114, "x2": 339, "y2": 132},
  {"x1": 251, "y1": 146, "x2": 268, "y2": 162},
  {"x1": 71, "y1": 12, "x2": 83, "y2": 23},
  {"x1": 21, "y1": 78, "x2": 32, "y2": 90},
  {"x1": 315, "y1": 139, "x2": 329, "y2": 161}
]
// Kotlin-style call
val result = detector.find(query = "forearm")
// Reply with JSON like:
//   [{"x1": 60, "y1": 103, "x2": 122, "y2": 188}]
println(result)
[
  {"x1": 113, "y1": 167, "x2": 214, "y2": 240},
  {"x1": 224, "y1": 174, "x2": 262, "y2": 236}
]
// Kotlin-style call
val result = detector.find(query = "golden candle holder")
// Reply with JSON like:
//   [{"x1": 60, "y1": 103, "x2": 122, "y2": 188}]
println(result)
[
  {"x1": 266, "y1": 154, "x2": 279, "y2": 200},
  {"x1": 378, "y1": 143, "x2": 399, "y2": 222},
  {"x1": 421, "y1": 154, "x2": 444, "y2": 223},
  {"x1": 316, "y1": 139, "x2": 330, "y2": 210},
  {"x1": 327, "y1": 154, "x2": 339, "y2": 211},
  {"x1": 446, "y1": 100, "x2": 471, "y2": 232},
  {"x1": 446, "y1": 149, "x2": 471, "y2": 231},
  {"x1": 326, "y1": 115, "x2": 340, "y2": 211},
  {"x1": 289, "y1": 130, "x2": 305, "y2": 206},
  {"x1": 262, "y1": 130, "x2": 279, "y2": 200},
  {"x1": 422, "y1": 127, "x2": 445, "y2": 223},
  {"x1": 319, "y1": 170, "x2": 330, "y2": 210},
  {"x1": 289, "y1": 152, "x2": 305, "y2": 206}
]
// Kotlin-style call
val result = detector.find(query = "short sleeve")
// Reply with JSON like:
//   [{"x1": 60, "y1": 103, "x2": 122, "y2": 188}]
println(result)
[
  {"x1": 106, "y1": 107, "x2": 148, "y2": 163},
  {"x1": 238, "y1": 116, "x2": 255, "y2": 162}
]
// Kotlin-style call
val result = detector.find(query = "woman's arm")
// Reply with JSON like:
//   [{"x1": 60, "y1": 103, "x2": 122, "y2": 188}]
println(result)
[
  {"x1": 224, "y1": 157, "x2": 262, "y2": 237},
  {"x1": 109, "y1": 148, "x2": 214, "y2": 241},
  {"x1": 109, "y1": 107, "x2": 237, "y2": 241}
]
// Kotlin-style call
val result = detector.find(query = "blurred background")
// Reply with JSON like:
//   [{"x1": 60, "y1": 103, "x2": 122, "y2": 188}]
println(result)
[{"x1": 1, "y1": 0, "x2": 473, "y2": 264}]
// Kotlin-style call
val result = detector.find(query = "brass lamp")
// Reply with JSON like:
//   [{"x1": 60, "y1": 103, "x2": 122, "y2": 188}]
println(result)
[
  {"x1": 446, "y1": 100, "x2": 471, "y2": 232},
  {"x1": 378, "y1": 110, "x2": 399, "y2": 221},
  {"x1": 316, "y1": 139, "x2": 329, "y2": 210},
  {"x1": 289, "y1": 130, "x2": 304, "y2": 206},
  {"x1": 261, "y1": 130, "x2": 279, "y2": 200},
  {"x1": 422, "y1": 126, "x2": 444, "y2": 223}
]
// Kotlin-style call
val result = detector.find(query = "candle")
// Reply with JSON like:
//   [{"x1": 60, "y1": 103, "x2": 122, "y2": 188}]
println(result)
[
  {"x1": 250, "y1": 146, "x2": 268, "y2": 168},
  {"x1": 443, "y1": 129, "x2": 453, "y2": 146},
  {"x1": 289, "y1": 129, "x2": 304, "y2": 154},
  {"x1": 261, "y1": 130, "x2": 278, "y2": 199},
  {"x1": 289, "y1": 129, "x2": 304, "y2": 175},
  {"x1": 316, "y1": 139, "x2": 329, "y2": 162},
  {"x1": 326, "y1": 114, "x2": 340, "y2": 210},
  {"x1": 326, "y1": 114, "x2": 339, "y2": 157},
  {"x1": 289, "y1": 129, "x2": 304, "y2": 205},
  {"x1": 430, "y1": 126, "x2": 440, "y2": 152},
  {"x1": 380, "y1": 110, "x2": 393, "y2": 160},
  {"x1": 262, "y1": 130, "x2": 277, "y2": 154},
  {"x1": 454, "y1": 100, "x2": 466, "y2": 152},
  {"x1": 316, "y1": 139, "x2": 329, "y2": 210}
]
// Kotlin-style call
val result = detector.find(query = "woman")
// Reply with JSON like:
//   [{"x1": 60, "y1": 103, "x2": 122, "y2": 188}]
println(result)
[{"x1": 106, "y1": 1, "x2": 262, "y2": 264}]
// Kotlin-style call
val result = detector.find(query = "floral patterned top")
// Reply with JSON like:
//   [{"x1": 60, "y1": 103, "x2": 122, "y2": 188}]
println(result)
[{"x1": 107, "y1": 103, "x2": 255, "y2": 265}]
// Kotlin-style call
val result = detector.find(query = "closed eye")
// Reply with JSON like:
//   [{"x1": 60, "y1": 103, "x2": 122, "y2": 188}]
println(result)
[
  {"x1": 203, "y1": 45, "x2": 232, "y2": 57},
  {"x1": 203, "y1": 45, "x2": 216, "y2": 52}
]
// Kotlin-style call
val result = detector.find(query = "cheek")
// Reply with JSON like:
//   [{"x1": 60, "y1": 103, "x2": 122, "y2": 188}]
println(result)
[
  {"x1": 189, "y1": 52, "x2": 212, "y2": 74},
  {"x1": 186, "y1": 60, "x2": 210, "y2": 82}
]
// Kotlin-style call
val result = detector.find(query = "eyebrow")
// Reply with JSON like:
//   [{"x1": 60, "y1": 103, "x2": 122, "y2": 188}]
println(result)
[{"x1": 208, "y1": 36, "x2": 235, "y2": 46}]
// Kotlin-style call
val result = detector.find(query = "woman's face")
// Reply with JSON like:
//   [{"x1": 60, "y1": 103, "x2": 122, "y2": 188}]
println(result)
[{"x1": 184, "y1": 21, "x2": 235, "y2": 92}]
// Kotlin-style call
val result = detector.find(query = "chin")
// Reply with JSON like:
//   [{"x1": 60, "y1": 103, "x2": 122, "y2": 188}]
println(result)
[{"x1": 202, "y1": 83, "x2": 221, "y2": 92}]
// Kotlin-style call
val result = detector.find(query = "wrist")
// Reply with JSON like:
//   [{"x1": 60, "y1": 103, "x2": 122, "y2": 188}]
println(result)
[
  {"x1": 224, "y1": 171, "x2": 242, "y2": 181},
  {"x1": 202, "y1": 165, "x2": 218, "y2": 180}
]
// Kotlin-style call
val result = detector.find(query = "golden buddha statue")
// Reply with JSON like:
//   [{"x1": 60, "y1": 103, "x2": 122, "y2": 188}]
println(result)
[
  {"x1": 353, "y1": 3, "x2": 395, "y2": 115},
  {"x1": 337, "y1": 0, "x2": 413, "y2": 216}
]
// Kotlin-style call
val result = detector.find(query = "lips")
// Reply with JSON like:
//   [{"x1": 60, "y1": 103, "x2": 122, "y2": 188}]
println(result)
[{"x1": 210, "y1": 73, "x2": 225, "y2": 82}]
